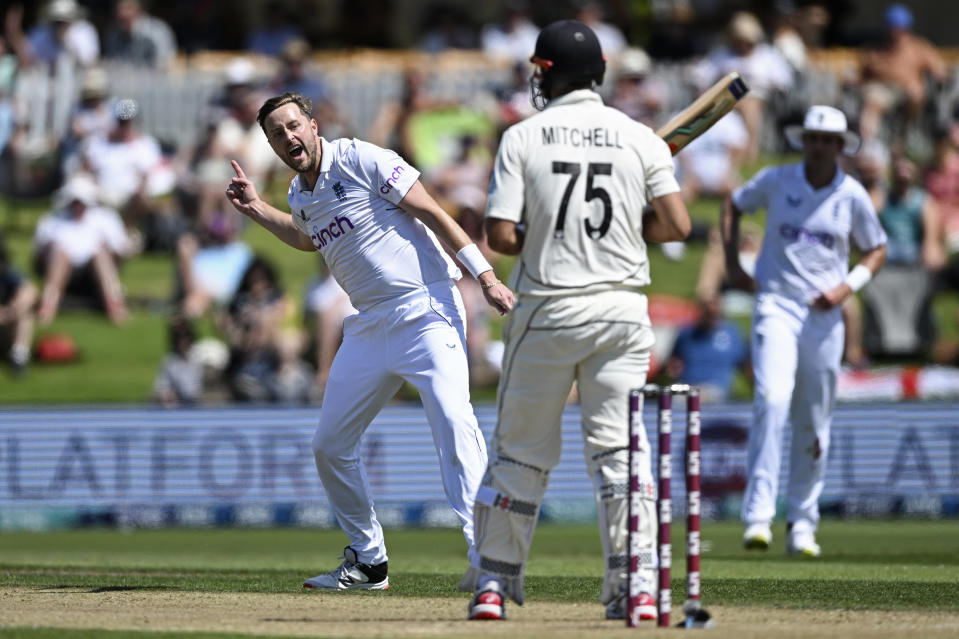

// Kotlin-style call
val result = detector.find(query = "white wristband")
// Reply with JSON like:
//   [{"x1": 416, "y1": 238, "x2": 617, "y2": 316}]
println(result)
[
  {"x1": 845, "y1": 264, "x2": 872, "y2": 292},
  {"x1": 455, "y1": 243, "x2": 493, "y2": 279}
]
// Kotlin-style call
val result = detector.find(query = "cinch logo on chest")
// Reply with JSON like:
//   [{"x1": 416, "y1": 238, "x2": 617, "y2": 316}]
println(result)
[{"x1": 311, "y1": 215, "x2": 355, "y2": 248}]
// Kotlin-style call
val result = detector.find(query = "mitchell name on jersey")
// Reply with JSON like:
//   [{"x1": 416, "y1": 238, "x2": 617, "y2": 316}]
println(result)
[{"x1": 541, "y1": 126, "x2": 624, "y2": 149}]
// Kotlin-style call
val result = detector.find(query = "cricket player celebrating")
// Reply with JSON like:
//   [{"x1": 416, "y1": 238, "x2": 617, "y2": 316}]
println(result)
[
  {"x1": 722, "y1": 105, "x2": 887, "y2": 557},
  {"x1": 461, "y1": 20, "x2": 691, "y2": 621},
  {"x1": 226, "y1": 93, "x2": 514, "y2": 590}
]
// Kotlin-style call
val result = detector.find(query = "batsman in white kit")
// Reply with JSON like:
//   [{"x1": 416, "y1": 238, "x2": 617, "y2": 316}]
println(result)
[
  {"x1": 722, "y1": 105, "x2": 887, "y2": 557},
  {"x1": 460, "y1": 20, "x2": 691, "y2": 621},
  {"x1": 225, "y1": 93, "x2": 515, "y2": 590}
]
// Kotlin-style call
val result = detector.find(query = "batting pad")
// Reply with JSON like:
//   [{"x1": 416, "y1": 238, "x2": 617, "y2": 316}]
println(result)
[
  {"x1": 459, "y1": 458, "x2": 549, "y2": 605},
  {"x1": 587, "y1": 445, "x2": 657, "y2": 603}
]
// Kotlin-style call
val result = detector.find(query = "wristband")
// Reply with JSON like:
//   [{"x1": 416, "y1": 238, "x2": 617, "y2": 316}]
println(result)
[
  {"x1": 844, "y1": 264, "x2": 872, "y2": 292},
  {"x1": 455, "y1": 243, "x2": 493, "y2": 279}
]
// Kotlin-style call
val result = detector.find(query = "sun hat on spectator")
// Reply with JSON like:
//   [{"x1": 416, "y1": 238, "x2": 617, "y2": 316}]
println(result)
[
  {"x1": 617, "y1": 47, "x2": 651, "y2": 78},
  {"x1": 784, "y1": 105, "x2": 861, "y2": 155},
  {"x1": 728, "y1": 11, "x2": 764, "y2": 44},
  {"x1": 80, "y1": 67, "x2": 110, "y2": 100},
  {"x1": 45, "y1": 0, "x2": 83, "y2": 23},
  {"x1": 55, "y1": 174, "x2": 99, "y2": 208}
]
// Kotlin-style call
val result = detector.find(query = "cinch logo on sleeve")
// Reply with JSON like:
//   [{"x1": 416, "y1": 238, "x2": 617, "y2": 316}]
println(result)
[
  {"x1": 310, "y1": 215, "x2": 355, "y2": 248},
  {"x1": 379, "y1": 165, "x2": 406, "y2": 194}
]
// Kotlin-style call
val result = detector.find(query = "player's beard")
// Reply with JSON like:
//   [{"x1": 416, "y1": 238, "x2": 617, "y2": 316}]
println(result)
[{"x1": 284, "y1": 135, "x2": 319, "y2": 174}]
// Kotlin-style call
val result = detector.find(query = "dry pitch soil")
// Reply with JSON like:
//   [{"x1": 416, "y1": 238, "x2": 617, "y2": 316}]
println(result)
[{"x1": 2, "y1": 587, "x2": 958, "y2": 638}]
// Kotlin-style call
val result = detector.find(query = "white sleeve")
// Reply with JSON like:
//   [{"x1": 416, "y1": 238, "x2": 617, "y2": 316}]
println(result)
[
  {"x1": 850, "y1": 191, "x2": 888, "y2": 252},
  {"x1": 485, "y1": 127, "x2": 526, "y2": 223},
  {"x1": 644, "y1": 133, "x2": 681, "y2": 200},
  {"x1": 351, "y1": 139, "x2": 420, "y2": 205},
  {"x1": 732, "y1": 166, "x2": 775, "y2": 213}
]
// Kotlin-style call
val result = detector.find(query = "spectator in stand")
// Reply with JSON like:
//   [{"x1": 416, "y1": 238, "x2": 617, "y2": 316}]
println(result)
[
  {"x1": 0, "y1": 232, "x2": 37, "y2": 376},
  {"x1": 245, "y1": 0, "x2": 303, "y2": 57},
  {"x1": 666, "y1": 294, "x2": 750, "y2": 402},
  {"x1": 451, "y1": 190, "x2": 503, "y2": 387},
  {"x1": 859, "y1": 3, "x2": 946, "y2": 146},
  {"x1": 267, "y1": 38, "x2": 352, "y2": 140},
  {"x1": 574, "y1": 1, "x2": 626, "y2": 59},
  {"x1": 62, "y1": 66, "x2": 112, "y2": 168},
  {"x1": 492, "y1": 61, "x2": 538, "y2": 130},
  {"x1": 103, "y1": 0, "x2": 177, "y2": 71},
  {"x1": 924, "y1": 120, "x2": 959, "y2": 260},
  {"x1": 217, "y1": 255, "x2": 290, "y2": 403},
  {"x1": 267, "y1": 38, "x2": 326, "y2": 106},
  {"x1": 428, "y1": 134, "x2": 491, "y2": 210},
  {"x1": 864, "y1": 147, "x2": 944, "y2": 269},
  {"x1": 691, "y1": 11, "x2": 794, "y2": 163},
  {"x1": 0, "y1": 34, "x2": 19, "y2": 156},
  {"x1": 175, "y1": 206, "x2": 253, "y2": 320},
  {"x1": 646, "y1": 3, "x2": 707, "y2": 61},
  {"x1": 4, "y1": 0, "x2": 99, "y2": 71},
  {"x1": 480, "y1": 0, "x2": 539, "y2": 64},
  {"x1": 608, "y1": 47, "x2": 667, "y2": 128},
  {"x1": 270, "y1": 328, "x2": 315, "y2": 404},
  {"x1": 696, "y1": 223, "x2": 763, "y2": 315},
  {"x1": 152, "y1": 315, "x2": 203, "y2": 407},
  {"x1": 215, "y1": 61, "x2": 283, "y2": 192},
  {"x1": 419, "y1": 3, "x2": 478, "y2": 53},
  {"x1": 675, "y1": 107, "x2": 748, "y2": 203},
  {"x1": 303, "y1": 255, "x2": 354, "y2": 397},
  {"x1": 33, "y1": 174, "x2": 133, "y2": 325},
  {"x1": 855, "y1": 144, "x2": 943, "y2": 362},
  {"x1": 77, "y1": 98, "x2": 178, "y2": 251},
  {"x1": 367, "y1": 67, "x2": 447, "y2": 162}
]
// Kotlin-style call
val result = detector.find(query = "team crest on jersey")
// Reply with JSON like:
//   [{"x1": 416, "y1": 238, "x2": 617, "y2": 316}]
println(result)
[{"x1": 332, "y1": 181, "x2": 347, "y2": 201}]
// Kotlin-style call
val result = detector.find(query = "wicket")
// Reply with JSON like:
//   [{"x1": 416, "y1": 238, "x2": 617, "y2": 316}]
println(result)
[{"x1": 627, "y1": 384, "x2": 702, "y2": 628}]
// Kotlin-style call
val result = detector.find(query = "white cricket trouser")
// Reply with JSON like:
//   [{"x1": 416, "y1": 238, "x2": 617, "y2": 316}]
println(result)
[
  {"x1": 466, "y1": 289, "x2": 656, "y2": 604},
  {"x1": 741, "y1": 292, "x2": 843, "y2": 532},
  {"x1": 311, "y1": 282, "x2": 488, "y2": 566}
]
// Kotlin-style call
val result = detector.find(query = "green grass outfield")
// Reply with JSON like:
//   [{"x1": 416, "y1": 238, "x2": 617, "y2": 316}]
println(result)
[{"x1": 1, "y1": 520, "x2": 958, "y2": 638}]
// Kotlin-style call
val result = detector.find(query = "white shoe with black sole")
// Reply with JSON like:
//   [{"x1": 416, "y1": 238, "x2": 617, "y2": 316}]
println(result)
[{"x1": 303, "y1": 546, "x2": 389, "y2": 590}]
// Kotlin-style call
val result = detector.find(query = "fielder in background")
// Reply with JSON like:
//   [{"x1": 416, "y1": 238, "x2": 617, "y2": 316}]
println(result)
[
  {"x1": 461, "y1": 20, "x2": 691, "y2": 622},
  {"x1": 722, "y1": 105, "x2": 887, "y2": 557},
  {"x1": 226, "y1": 92, "x2": 514, "y2": 590}
]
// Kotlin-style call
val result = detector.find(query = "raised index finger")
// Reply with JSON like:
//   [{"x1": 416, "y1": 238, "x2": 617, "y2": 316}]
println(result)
[{"x1": 231, "y1": 160, "x2": 247, "y2": 180}]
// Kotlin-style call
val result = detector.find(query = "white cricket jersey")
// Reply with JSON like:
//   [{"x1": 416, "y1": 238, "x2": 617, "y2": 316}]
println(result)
[
  {"x1": 290, "y1": 138, "x2": 460, "y2": 312},
  {"x1": 486, "y1": 89, "x2": 680, "y2": 296},
  {"x1": 732, "y1": 162, "x2": 887, "y2": 303}
]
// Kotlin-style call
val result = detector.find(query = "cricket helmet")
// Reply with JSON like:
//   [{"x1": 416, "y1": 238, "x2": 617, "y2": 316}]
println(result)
[{"x1": 529, "y1": 20, "x2": 606, "y2": 110}]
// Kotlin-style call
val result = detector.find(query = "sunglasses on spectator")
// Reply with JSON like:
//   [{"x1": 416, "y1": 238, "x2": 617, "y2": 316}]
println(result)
[{"x1": 802, "y1": 132, "x2": 843, "y2": 144}]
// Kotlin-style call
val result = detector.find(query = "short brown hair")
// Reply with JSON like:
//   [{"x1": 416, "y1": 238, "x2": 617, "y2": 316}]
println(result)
[{"x1": 257, "y1": 92, "x2": 313, "y2": 131}]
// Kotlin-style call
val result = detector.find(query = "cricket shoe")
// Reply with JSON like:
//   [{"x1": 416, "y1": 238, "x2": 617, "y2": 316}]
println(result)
[
  {"x1": 742, "y1": 523, "x2": 772, "y2": 550},
  {"x1": 468, "y1": 579, "x2": 506, "y2": 620},
  {"x1": 786, "y1": 531, "x2": 821, "y2": 558},
  {"x1": 605, "y1": 587, "x2": 657, "y2": 621},
  {"x1": 303, "y1": 546, "x2": 389, "y2": 590}
]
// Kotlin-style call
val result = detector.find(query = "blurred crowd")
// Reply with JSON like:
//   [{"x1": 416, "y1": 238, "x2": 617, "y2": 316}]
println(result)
[{"x1": 1, "y1": 0, "x2": 958, "y2": 404}]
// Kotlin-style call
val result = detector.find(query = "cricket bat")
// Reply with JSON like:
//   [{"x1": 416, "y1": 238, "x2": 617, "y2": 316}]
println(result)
[{"x1": 656, "y1": 72, "x2": 750, "y2": 156}]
